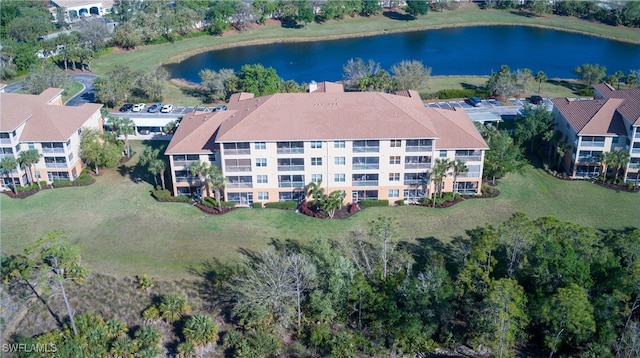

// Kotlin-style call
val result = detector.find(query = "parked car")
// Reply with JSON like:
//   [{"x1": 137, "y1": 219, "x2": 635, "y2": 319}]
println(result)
[
  {"x1": 467, "y1": 97, "x2": 482, "y2": 107},
  {"x1": 214, "y1": 104, "x2": 227, "y2": 112},
  {"x1": 161, "y1": 104, "x2": 174, "y2": 113},
  {"x1": 529, "y1": 95, "x2": 543, "y2": 105},
  {"x1": 147, "y1": 103, "x2": 163, "y2": 113},
  {"x1": 119, "y1": 103, "x2": 133, "y2": 112},
  {"x1": 132, "y1": 103, "x2": 146, "y2": 112}
]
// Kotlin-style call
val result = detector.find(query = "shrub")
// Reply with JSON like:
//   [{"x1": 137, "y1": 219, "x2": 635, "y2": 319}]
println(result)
[
  {"x1": 151, "y1": 189, "x2": 192, "y2": 202},
  {"x1": 358, "y1": 199, "x2": 389, "y2": 207},
  {"x1": 395, "y1": 199, "x2": 405, "y2": 206},
  {"x1": 264, "y1": 201, "x2": 298, "y2": 209},
  {"x1": 16, "y1": 183, "x2": 39, "y2": 192},
  {"x1": 52, "y1": 180, "x2": 73, "y2": 187},
  {"x1": 74, "y1": 173, "x2": 93, "y2": 185},
  {"x1": 252, "y1": 202, "x2": 263, "y2": 208},
  {"x1": 202, "y1": 197, "x2": 236, "y2": 208},
  {"x1": 435, "y1": 88, "x2": 492, "y2": 99},
  {"x1": 578, "y1": 88, "x2": 595, "y2": 97}
]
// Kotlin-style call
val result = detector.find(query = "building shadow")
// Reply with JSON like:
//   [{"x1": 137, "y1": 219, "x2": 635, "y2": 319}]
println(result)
[{"x1": 383, "y1": 10, "x2": 415, "y2": 21}]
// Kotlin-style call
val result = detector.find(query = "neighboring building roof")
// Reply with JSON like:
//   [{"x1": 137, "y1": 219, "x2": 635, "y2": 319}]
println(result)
[
  {"x1": 51, "y1": 0, "x2": 114, "y2": 8},
  {"x1": 552, "y1": 97, "x2": 627, "y2": 136},
  {"x1": 430, "y1": 108, "x2": 489, "y2": 150},
  {"x1": 167, "y1": 87, "x2": 487, "y2": 154},
  {"x1": 593, "y1": 83, "x2": 640, "y2": 126},
  {"x1": 0, "y1": 89, "x2": 102, "y2": 141}
]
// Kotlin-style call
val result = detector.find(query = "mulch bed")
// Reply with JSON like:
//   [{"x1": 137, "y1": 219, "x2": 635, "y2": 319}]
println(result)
[
  {"x1": 592, "y1": 181, "x2": 639, "y2": 193},
  {"x1": 3, "y1": 185, "x2": 53, "y2": 199},
  {"x1": 298, "y1": 201, "x2": 360, "y2": 220},
  {"x1": 193, "y1": 202, "x2": 241, "y2": 215}
]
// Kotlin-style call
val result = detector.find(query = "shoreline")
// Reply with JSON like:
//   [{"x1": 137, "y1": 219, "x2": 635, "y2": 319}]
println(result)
[{"x1": 162, "y1": 21, "x2": 640, "y2": 67}]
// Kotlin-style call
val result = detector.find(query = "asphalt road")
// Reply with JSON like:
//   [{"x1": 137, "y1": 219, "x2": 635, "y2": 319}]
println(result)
[{"x1": 65, "y1": 73, "x2": 98, "y2": 106}]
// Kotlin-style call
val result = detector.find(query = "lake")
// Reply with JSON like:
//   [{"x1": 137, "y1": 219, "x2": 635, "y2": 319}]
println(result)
[{"x1": 164, "y1": 25, "x2": 640, "y2": 83}]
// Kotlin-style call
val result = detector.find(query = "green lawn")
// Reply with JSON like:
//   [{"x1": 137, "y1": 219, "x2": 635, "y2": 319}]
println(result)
[
  {"x1": 63, "y1": 81, "x2": 84, "y2": 103},
  {"x1": 426, "y1": 76, "x2": 585, "y2": 99},
  {"x1": 1, "y1": 141, "x2": 638, "y2": 280}
]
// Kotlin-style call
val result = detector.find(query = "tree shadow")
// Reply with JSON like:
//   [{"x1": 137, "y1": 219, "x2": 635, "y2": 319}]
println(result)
[
  {"x1": 546, "y1": 79, "x2": 586, "y2": 95},
  {"x1": 187, "y1": 259, "x2": 239, "y2": 319},
  {"x1": 460, "y1": 82, "x2": 485, "y2": 91},
  {"x1": 398, "y1": 236, "x2": 458, "y2": 274},
  {"x1": 179, "y1": 86, "x2": 212, "y2": 103},
  {"x1": 509, "y1": 9, "x2": 537, "y2": 18},
  {"x1": 382, "y1": 11, "x2": 415, "y2": 21},
  {"x1": 280, "y1": 17, "x2": 303, "y2": 29}
]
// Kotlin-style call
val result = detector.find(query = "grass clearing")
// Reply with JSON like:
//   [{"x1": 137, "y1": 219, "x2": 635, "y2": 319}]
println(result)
[{"x1": 1, "y1": 141, "x2": 638, "y2": 280}]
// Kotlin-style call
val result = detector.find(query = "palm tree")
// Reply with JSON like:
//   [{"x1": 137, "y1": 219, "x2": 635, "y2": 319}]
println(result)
[
  {"x1": 118, "y1": 117, "x2": 135, "y2": 158},
  {"x1": 535, "y1": 71, "x2": 547, "y2": 93},
  {"x1": 611, "y1": 149, "x2": 631, "y2": 183},
  {"x1": 431, "y1": 158, "x2": 452, "y2": 201},
  {"x1": 599, "y1": 151, "x2": 615, "y2": 183},
  {"x1": 306, "y1": 180, "x2": 324, "y2": 210},
  {"x1": 158, "y1": 294, "x2": 191, "y2": 323},
  {"x1": 188, "y1": 160, "x2": 207, "y2": 198},
  {"x1": 555, "y1": 141, "x2": 570, "y2": 171},
  {"x1": 183, "y1": 314, "x2": 219, "y2": 347},
  {"x1": 451, "y1": 159, "x2": 468, "y2": 194},
  {"x1": 1, "y1": 157, "x2": 19, "y2": 194},
  {"x1": 148, "y1": 159, "x2": 166, "y2": 190},
  {"x1": 321, "y1": 190, "x2": 345, "y2": 219},
  {"x1": 18, "y1": 149, "x2": 43, "y2": 189},
  {"x1": 204, "y1": 164, "x2": 225, "y2": 210}
]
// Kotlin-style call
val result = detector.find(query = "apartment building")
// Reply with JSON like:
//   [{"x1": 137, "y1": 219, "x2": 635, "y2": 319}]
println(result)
[
  {"x1": 551, "y1": 83, "x2": 640, "y2": 182},
  {"x1": 0, "y1": 88, "x2": 103, "y2": 190},
  {"x1": 165, "y1": 83, "x2": 488, "y2": 205}
]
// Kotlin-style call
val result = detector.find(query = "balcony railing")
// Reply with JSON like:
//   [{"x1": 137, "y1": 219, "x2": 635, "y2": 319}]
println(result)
[
  {"x1": 175, "y1": 176, "x2": 201, "y2": 184},
  {"x1": 0, "y1": 154, "x2": 15, "y2": 160},
  {"x1": 173, "y1": 160, "x2": 199, "y2": 167},
  {"x1": 353, "y1": 164, "x2": 379, "y2": 170},
  {"x1": 224, "y1": 149, "x2": 251, "y2": 155},
  {"x1": 455, "y1": 155, "x2": 482, "y2": 162},
  {"x1": 581, "y1": 141, "x2": 605, "y2": 147},
  {"x1": 227, "y1": 182, "x2": 253, "y2": 189},
  {"x1": 0, "y1": 138, "x2": 12, "y2": 144},
  {"x1": 45, "y1": 163, "x2": 68, "y2": 168},
  {"x1": 278, "y1": 181, "x2": 305, "y2": 188},
  {"x1": 405, "y1": 146, "x2": 433, "y2": 152},
  {"x1": 577, "y1": 156, "x2": 600, "y2": 163},
  {"x1": 404, "y1": 163, "x2": 430, "y2": 170},
  {"x1": 352, "y1": 180, "x2": 378, "y2": 187},
  {"x1": 404, "y1": 180, "x2": 423, "y2": 186},
  {"x1": 42, "y1": 148, "x2": 65, "y2": 154},
  {"x1": 352, "y1": 146, "x2": 379, "y2": 153},
  {"x1": 628, "y1": 163, "x2": 640, "y2": 170},
  {"x1": 457, "y1": 172, "x2": 482, "y2": 178},
  {"x1": 456, "y1": 188, "x2": 479, "y2": 194},
  {"x1": 635, "y1": 132, "x2": 640, "y2": 139},
  {"x1": 277, "y1": 148, "x2": 304, "y2": 154},
  {"x1": 278, "y1": 165, "x2": 305, "y2": 171},
  {"x1": 632, "y1": 148, "x2": 640, "y2": 155},
  {"x1": 225, "y1": 166, "x2": 252, "y2": 172}
]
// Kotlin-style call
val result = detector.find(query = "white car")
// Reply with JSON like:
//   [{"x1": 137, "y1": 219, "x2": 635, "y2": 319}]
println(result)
[
  {"x1": 161, "y1": 104, "x2": 174, "y2": 113},
  {"x1": 132, "y1": 103, "x2": 145, "y2": 112}
]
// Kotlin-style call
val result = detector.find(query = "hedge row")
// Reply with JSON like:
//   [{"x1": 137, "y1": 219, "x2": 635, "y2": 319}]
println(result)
[
  {"x1": 422, "y1": 192, "x2": 460, "y2": 205},
  {"x1": 252, "y1": 202, "x2": 263, "y2": 208},
  {"x1": 434, "y1": 89, "x2": 492, "y2": 100},
  {"x1": 52, "y1": 173, "x2": 94, "y2": 188},
  {"x1": 151, "y1": 189, "x2": 192, "y2": 202},
  {"x1": 358, "y1": 199, "x2": 389, "y2": 208},
  {"x1": 15, "y1": 181, "x2": 48, "y2": 193},
  {"x1": 201, "y1": 197, "x2": 237, "y2": 208},
  {"x1": 264, "y1": 201, "x2": 298, "y2": 210}
]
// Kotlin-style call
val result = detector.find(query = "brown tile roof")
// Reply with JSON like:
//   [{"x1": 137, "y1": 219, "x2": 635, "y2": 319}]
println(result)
[
  {"x1": 594, "y1": 83, "x2": 640, "y2": 126},
  {"x1": 552, "y1": 97, "x2": 627, "y2": 136},
  {"x1": 216, "y1": 91, "x2": 440, "y2": 142},
  {"x1": 315, "y1": 81, "x2": 344, "y2": 93},
  {"x1": 1, "y1": 89, "x2": 102, "y2": 141},
  {"x1": 430, "y1": 108, "x2": 489, "y2": 150},
  {"x1": 164, "y1": 110, "x2": 230, "y2": 154}
]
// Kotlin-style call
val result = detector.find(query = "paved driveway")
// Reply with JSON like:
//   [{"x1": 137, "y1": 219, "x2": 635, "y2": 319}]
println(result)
[{"x1": 65, "y1": 74, "x2": 98, "y2": 106}]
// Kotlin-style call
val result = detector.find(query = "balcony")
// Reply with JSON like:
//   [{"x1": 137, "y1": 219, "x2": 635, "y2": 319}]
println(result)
[
  {"x1": 581, "y1": 141, "x2": 605, "y2": 148},
  {"x1": 405, "y1": 146, "x2": 433, "y2": 152},
  {"x1": 223, "y1": 149, "x2": 251, "y2": 155},
  {"x1": 0, "y1": 138, "x2": 12, "y2": 145},
  {"x1": 227, "y1": 182, "x2": 253, "y2": 189},
  {"x1": 352, "y1": 180, "x2": 378, "y2": 187},
  {"x1": 457, "y1": 172, "x2": 482, "y2": 178},
  {"x1": 175, "y1": 176, "x2": 201, "y2": 184},
  {"x1": 635, "y1": 132, "x2": 640, "y2": 139},
  {"x1": 45, "y1": 163, "x2": 68, "y2": 168},
  {"x1": 404, "y1": 163, "x2": 430, "y2": 170},
  {"x1": 277, "y1": 147, "x2": 304, "y2": 154},
  {"x1": 352, "y1": 163, "x2": 379, "y2": 170},
  {"x1": 173, "y1": 160, "x2": 199, "y2": 167},
  {"x1": 42, "y1": 148, "x2": 66, "y2": 154},
  {"x1": 404, "y1": 180, "x2": 423, "y2": 186},
  {"x1": 577, "y1": 155, "x2": 600, "y2": 164},
  {"x1": 628, "y1": 163, "x2": 640, "y2": 170},
  {"x1": 278, "y1": 181, "x2": 305, "y2": 188},
  {"x1": 352, "y1": 146, "x2": 379, "y2": 153},
  {"x1": 632, "y1": 148, "x2": 640, "y2": 155},
  {"x1": 225, "y1": 165, "x2": 252, "y2": 172},
  {"x1": 455, "y1": 155, "x2": 482, "y2": 162},
  {"x1": 277, "y1": 165, "x2": 305, "y2": 171}
]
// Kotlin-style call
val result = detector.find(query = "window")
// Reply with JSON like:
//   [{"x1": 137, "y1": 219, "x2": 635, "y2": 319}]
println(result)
[
  {"x1": 226, "y1": 176, "x2": 253, "y2": 188},
  {"x1": 223, "y1": 142, "x2": 251, "y2": 155},
  {"x1": 256, "y1": 158, "x2": 267, "y2": 167},
  {"x1": 353, "y1": 140, "x2": 379, "y2": 152},
  {"x1": 208, "y1": 154, "x2": 217, "y2": 162},
  {"x1": 258, "y1": 192, "x2": 269, "y2": 201},
  {"x1": 389, "y1": 173, "x2": 400, "y2": 181},
  {"x1": 334, "y1": 173, "x2": 345, "y2": 182},
  {"x1": 311, "y1": 157, "x2": 322, "y2": 166},
  {"x1": 439, "y1": 150, "x2": 447, "y2": 157},
  {"x1": 390, "y1": 140, "x2": 401, "y2": 147},
  {"x1": 278, "y1": 175, "x2": 305, "y2": 188},
  {"x1": 405, "y1": 139, "x2": 432, "y2": 152},
  {"x1": 311, "y1": 174, "x2": 322, "y2": 182},
  {"x1": 389, "y1": 156, "x2": 400, "y2": 165},
  {"x1": 310, "y1": 141, "x2": 322, "y2": 149},
  {"x1": 612, "y1": 137, "x2": 619, "y2": 144},
  {"x1": 257, "y1": 175, "x2": 268, "y2": 183},
  {"x1": 68, "y1": 152, "x2": 74, "y2": 161},
  {"x1": 279, "y1": 191, "x2": 304, "y2": 202},
  {"x1": 28, "y1": 143, "x2": 35, "y2": 150},
  {"x1": 77, "y1": 128, "x2": 82, "y2": 135},
  {"x1": 352, "y1": 157, "x2": 379, "y2": 169},
  {"x1": 335, "y1": 157, "x2": 345, "y2": 165},
  {"x1": 334, "y1": 140, "x2": 345, "y2": 148},
  {"x1": 388, "y1": 189, "x2": 399, "y2": 198},
  {"x1": 66, "y1": 139, "x2": 71, "y2": 148},
  {"x1": 255, "y1": 142, "x2": 266, "y2": 149}
]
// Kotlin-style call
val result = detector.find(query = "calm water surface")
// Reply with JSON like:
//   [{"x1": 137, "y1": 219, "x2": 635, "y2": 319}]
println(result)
[{"x1": 165, "y1": 26, "x2": 640, "y2": 83}]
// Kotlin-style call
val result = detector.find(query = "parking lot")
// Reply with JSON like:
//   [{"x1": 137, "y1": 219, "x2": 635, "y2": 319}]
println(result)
[{"x1": 425, "y1": 97, "x2": 555, "y2": 118}]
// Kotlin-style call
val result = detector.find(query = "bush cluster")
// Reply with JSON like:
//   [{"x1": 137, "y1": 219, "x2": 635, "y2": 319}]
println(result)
[
  {"x1": 201, "y1": 197, "x2": 236, "y2": 208},
  {"x1": 358, "y1": 199, "x2": 389, "y2": 208},
  {"x1": 52, "y1": 173, "x2": 94, "y2": 188},
  {"x1": 152, "y1": 189, "x2": 192, "y2": 202},
  {"x1": 422, "y1": 192, "x2": 460, "y2": 206},
  {"x1": 264, "y1": 201, "x2": 298, "y2": 210},
  {"x1": 252, "y1": 202, "x2": 263, "y2": 208},
  {"x1": 15, "y1": 182, "x2": 46, "y2": 192},
  {"x1": 435, "y1": 88, "x2": 492, "y2": 100}
]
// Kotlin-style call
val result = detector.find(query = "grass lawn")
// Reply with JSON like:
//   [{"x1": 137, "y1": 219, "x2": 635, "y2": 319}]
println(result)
[
  {"x1": 1, "y1": 140, "x2": 638, "y2": 280},
  {"x1": 62, "y1": 81, "x2": 84, "y2": 103}
]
